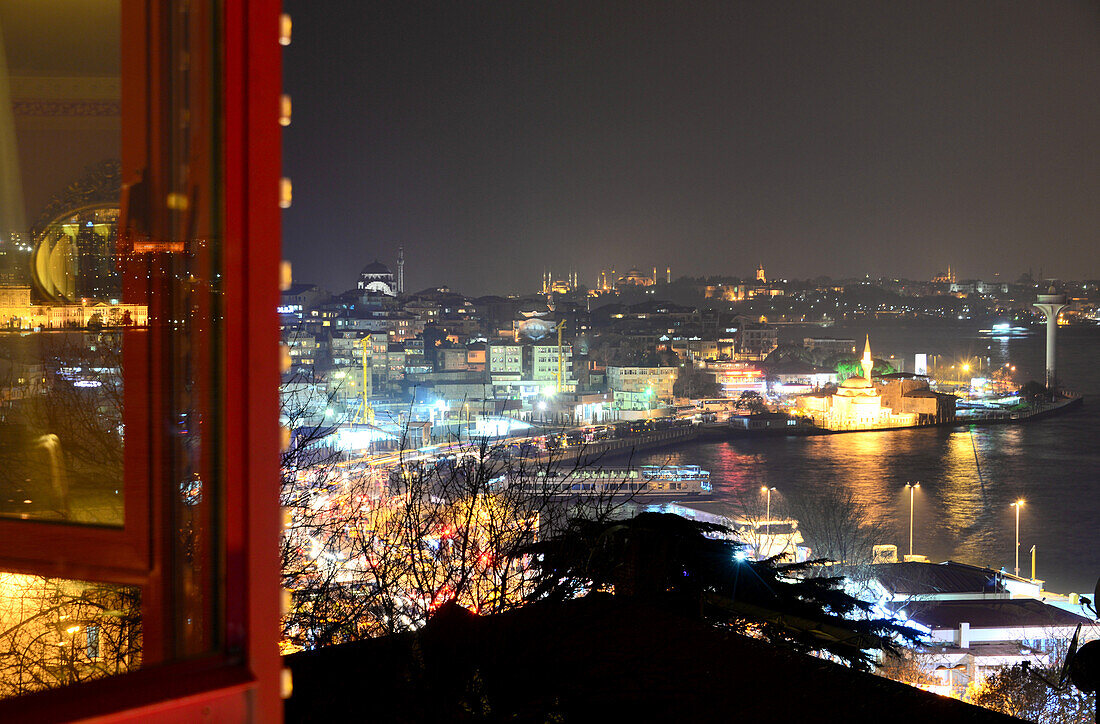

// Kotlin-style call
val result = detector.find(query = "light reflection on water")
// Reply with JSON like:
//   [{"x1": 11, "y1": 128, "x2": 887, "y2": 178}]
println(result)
[{"x1": 633, "y1": 324, "x2": 1100, "y2": 595}]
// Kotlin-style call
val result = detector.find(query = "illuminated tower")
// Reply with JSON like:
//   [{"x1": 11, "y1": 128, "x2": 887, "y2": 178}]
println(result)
[
  {"x1": 397, "y1": 246, "x2": 405, "y2": 294},
  {"x1": 861, "y1": 335, "x2": 873, "y2": 382},
  {"x1": 1034, "y1": 287, "x2": 1068, "y2": 389},
  {"x1": 666, "y1": 266, "x2": 671, "y2": 284},
  {"x1": 756, "y1": 264, "x2": 766, "y2": 283}
]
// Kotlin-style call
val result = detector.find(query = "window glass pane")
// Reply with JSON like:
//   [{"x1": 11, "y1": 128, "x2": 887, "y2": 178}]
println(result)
[
  {"x1": 0, "y1": 571, "x2": 140, "y2": 698},
  {"x1": 0, "y1": 1, "x2": 123, "y2": 525}
]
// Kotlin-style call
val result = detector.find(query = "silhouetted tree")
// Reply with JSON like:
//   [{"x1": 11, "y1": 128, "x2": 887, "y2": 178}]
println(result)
[
  {"x1": 969, "y1": 659, "x2": 1095, "y2": 724},
  {"x1": 789, "y1": 486, "x2": 886, "y2": 568},
  {"x1": 524, "y1": 512, "x2": 919, "y2": 670},
  {"x1": 735, "y1": 390, "x2": 766, "y2": 413},
  {"x1": 1019, "y1": 381, "x2": 1054, "y2": 402},
  {"x1": 673, "y1": 365, "x2": 720, "y2": 399}
]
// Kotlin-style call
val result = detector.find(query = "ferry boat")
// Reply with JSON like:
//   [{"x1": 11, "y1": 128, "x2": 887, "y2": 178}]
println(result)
[
  {"x1": 978, "y1": 322, "x2": 1030, "y2": 338},
  {"x1": 492, "y1": 465, "x2": 712, "y2": 497}
]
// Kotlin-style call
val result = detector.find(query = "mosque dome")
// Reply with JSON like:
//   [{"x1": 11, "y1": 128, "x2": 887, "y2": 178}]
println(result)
[
  {"x1": 840, "y1": 376, "x2": 874, "y2": 390},
  {"x1": 358, "y1": 259, "x2": 397, "y2": 296},
  {"x1": 617, "y1": 267, "x2": 655, "y2": 287},
  {"x1": 360, "y1": 260, "x2": 392, "y2": 276}
]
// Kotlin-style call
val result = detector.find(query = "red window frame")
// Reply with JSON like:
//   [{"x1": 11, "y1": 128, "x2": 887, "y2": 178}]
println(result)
[{"x1": 0, "y1": 0, "x2": 283, "y2": 719}]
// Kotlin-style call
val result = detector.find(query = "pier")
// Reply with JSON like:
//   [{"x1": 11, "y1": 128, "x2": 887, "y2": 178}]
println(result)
[{"x1": 540, "y1": 425, "x2": 699, "y2": 465}]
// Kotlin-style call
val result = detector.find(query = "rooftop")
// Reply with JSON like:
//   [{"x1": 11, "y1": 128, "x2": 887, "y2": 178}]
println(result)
[
  {"x1": 900, "y1": 598, "x2": 1094, "y2": 631},
  {"x1": 864, "y1": 561, "x2": 1008, "y2": 596}
]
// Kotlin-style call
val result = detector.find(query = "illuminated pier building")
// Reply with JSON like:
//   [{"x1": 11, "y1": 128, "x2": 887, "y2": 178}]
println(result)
[{"x1": 797, "y1": 337, "x2": 918, "y2": 430}]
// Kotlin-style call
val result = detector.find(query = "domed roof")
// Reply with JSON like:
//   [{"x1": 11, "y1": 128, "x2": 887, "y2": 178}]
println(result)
[
  {"x1": 840, "y1": 376, "x2": 873, "y2": 389},
  {"x1": 361, "y1": 260, "x2": 392, "y2": 276}
]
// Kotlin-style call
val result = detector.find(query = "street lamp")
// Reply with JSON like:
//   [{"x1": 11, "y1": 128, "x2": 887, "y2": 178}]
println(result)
[
  {"x1": 905, "y1": 482, "x2": 920, "y2": 558},
  {"x1": 761, "y1": 486, "x2": 776, "y2": 550},
  {"x1": 1011, "y1": 500, "x2": 1025, "y2": 577}
]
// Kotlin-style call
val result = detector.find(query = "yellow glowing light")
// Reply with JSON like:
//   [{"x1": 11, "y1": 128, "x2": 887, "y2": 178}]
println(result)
[{"x1": 66, "y1": 625, "x2": 81, "y2": 634}]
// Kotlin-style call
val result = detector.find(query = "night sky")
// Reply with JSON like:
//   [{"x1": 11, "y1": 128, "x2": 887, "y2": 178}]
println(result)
[{"x1": 282, "y1": 1, "x2": 1100, "y2": 296}]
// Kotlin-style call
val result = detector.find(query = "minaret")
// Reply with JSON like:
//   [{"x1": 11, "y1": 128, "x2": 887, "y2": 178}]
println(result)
[
  {"x1": 397, "y1": 246, "x2": 405, "y2": 294},
  {"x1": 652, "y1": 266, "x2": 658, "y2": 284},
  {"x1": 1034, "y1": 286, "x2": 1068, "y2": 389},
  {"x1": 666, "y1": 266, "x2": 671, "y2": 284},
  {"x1": 861, "y1": 335, "x2": 873, "y2": 382}
]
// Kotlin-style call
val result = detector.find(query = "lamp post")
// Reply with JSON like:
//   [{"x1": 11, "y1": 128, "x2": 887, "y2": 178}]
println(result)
[
  {"x1": 1011, "y1": 500, "x2": 1024, "y2": 577},
  {"x1": 761, "y1": 488, "x2": 778, "y2": 550},
  {"x1": 905, "y1": 482, "x2": 919, "y2": 558}
]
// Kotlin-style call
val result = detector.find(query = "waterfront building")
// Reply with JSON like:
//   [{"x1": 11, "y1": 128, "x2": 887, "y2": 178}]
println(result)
[
  {"x1": 530, "y1": 342, "x2": 575, "y2": 390},
  {"x1": 768, "y1": 361, "x2": 838, "y2": 393},
  {"x1": 875, "y1": 373, "x2": 956, "y2": 424},
  {"x1": 703, "y1": 361, "x2": 765, "y2": 397},
  {"x1": 853, "y1": 561, "x2": 1098, "y2": 699},
  {"x1": 796, "y1": 337, "x2": 917, "y2": 430},
  {"x1": 607, "y1": 365, "x2": 678, "y2": 409}
]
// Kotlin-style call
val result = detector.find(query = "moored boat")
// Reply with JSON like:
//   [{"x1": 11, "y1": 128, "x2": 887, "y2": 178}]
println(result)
[{"x1": 492, "y1": 464, "x2": 712, "y2": 497}]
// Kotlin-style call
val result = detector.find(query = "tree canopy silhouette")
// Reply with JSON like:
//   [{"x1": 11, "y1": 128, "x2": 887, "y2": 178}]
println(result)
[{"x1": 524, "y1": 512, "x2": 920, "y2": 670}]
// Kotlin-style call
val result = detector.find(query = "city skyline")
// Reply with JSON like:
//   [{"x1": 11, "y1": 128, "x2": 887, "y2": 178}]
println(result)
[{"x1": 283, "y1": 1, "x2": 1100, "y2": 295}]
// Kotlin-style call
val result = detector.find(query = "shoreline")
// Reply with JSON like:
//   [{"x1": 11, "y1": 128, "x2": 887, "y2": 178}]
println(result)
[{"x1": 527, "y1": 394, "x2": 1084, "y2": 467}]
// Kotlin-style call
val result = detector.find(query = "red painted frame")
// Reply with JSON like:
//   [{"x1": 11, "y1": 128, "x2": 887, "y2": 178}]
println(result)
[{"x1": 0, "y1": 0, "x2": 283, "y2": 719}]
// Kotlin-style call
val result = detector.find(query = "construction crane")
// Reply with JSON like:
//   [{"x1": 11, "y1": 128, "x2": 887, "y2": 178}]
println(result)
[{"x1": 353, "y1": 336, "x2": 375, "y2": 424}]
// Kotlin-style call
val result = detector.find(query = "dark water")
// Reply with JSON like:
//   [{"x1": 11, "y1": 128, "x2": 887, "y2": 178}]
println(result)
[{"x1": 635, "y1": 322, "x2": 1100, "y2": 595}]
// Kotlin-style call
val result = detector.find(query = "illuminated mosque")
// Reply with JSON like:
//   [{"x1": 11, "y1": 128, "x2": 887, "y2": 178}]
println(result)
[
  {"x1": 797, "y1": 336, "x2": 918, "y2": 431},
  {"x1": 357, "y1": 248, "x2": 405, "y2": 297},
  {"x1": 592, "y1": 265, "x2": 671, "y2": 293}
]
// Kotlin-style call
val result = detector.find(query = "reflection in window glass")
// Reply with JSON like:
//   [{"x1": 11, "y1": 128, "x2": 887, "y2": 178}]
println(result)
[
  {"x1": 0, "y1": 571, "x2": 140, "y2": 698},
  {"x1": 0, "y1": 2, "x2": 125, "y2": 526}
]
